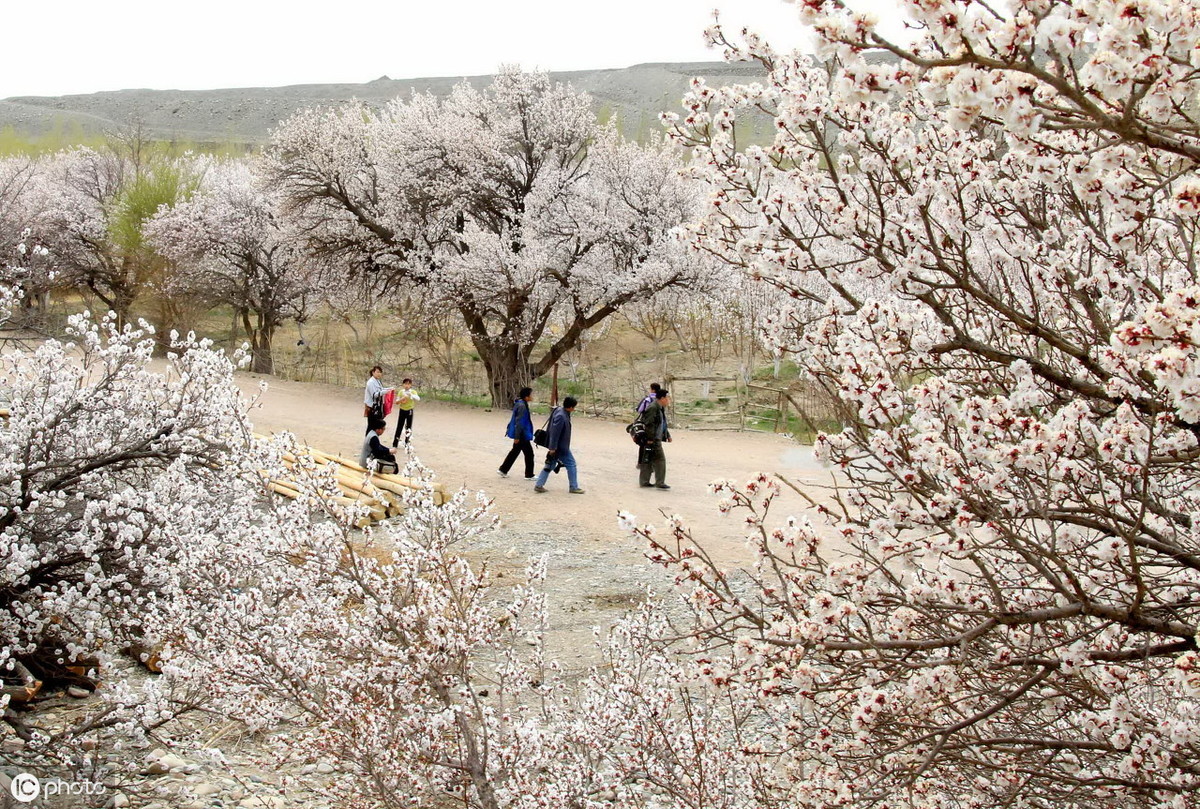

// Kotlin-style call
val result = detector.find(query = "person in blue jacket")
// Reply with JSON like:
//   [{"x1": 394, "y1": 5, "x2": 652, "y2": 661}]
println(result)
[
  {"x1": 498, "y1": 387, "x2": 535, "y2": 479},
  {"x1": 533, "y1": 396, "x2": 583, "y2": 494}
]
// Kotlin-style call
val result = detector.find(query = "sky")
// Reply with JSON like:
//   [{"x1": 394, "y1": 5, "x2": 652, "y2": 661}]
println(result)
[{"x1": 3, "y1": 0, "x2": 905, "y2": 99}]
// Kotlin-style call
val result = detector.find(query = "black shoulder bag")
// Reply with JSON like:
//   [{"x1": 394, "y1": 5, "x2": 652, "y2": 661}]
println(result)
[{"x1": 533, "y1": 408, "x2": 556, "y2": 448}]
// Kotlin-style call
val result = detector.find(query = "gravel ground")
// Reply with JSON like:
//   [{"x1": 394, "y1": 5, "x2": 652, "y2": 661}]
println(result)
[{"x1": 4, "y1": 368, "x2": 838, "y2": 808}]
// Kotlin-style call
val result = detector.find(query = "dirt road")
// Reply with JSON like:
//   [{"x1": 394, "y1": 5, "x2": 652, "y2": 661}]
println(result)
[
  {"x1": 239, "y1": 371, "x2": 836, "y2": 659},
  {"x1": 245, "y1": 373, "x2": 827, "y2": 553}
]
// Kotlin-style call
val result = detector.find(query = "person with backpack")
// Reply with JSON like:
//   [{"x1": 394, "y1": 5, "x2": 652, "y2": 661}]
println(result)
[
  {"x1": 638, "y1": 388, "x2": 672, "y2": 489},
  {"x1": 533, "y1": 396, "x2": 583, "y2": 494},
  {"x1": 636, "y1": 382, "x2": 661, "y2": 414},
  {"x1": 498, "y1": 387, "x2": 536, "y2": 479}
]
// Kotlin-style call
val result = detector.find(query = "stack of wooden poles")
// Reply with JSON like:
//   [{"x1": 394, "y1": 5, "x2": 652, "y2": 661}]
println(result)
[
  {"x1": 258, "y1": 435, "x2": 448, "y2": 527},
  {"x1": 0, "y1": 411, "x2": 436, "y2": 527}
]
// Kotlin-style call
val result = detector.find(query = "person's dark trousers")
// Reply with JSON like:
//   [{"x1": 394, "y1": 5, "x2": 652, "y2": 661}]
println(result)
[
  {"x1": 500, "y1": 438, "x2": 535, "y2": 477},
  {"x1": 392, "y1": 409, "x2": 414, "y2": 447},
  {"x1": 638, "y1": 441, "x2": 666, "y2": 486}
]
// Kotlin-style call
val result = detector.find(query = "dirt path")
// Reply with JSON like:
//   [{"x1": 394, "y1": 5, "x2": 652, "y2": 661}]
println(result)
[
  {"x1": 244, "y1": 373, "x2": 826, "y2": 551},
  {"x1": 239, "y1": 371, "x2": 835, "y2": 660}
]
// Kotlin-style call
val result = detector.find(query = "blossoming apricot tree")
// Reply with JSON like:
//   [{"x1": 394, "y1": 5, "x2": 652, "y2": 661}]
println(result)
[
  {"x1": 28, "y1": 146, "x2": 203, "y2": 332},
  {"x1": 146, "y1": 160, "x2": 319, "y2": 374},
  {"x1": 0, "y1": 299, "x2": 273, "y2": 780},
  {"x1": 267, "y1": 69, "x2": 710, "y2": 405},
  {"x1": 0, "y1": 158, "x2": 55, "y2": 327},
  {"x1": 620, "y1": 0, "x2": 1200, "y2": 806}
]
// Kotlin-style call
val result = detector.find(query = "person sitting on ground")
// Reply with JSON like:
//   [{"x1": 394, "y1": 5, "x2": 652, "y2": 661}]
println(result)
[{"x1": 360, "y1": 416, "x2": 399, "y2": 473}]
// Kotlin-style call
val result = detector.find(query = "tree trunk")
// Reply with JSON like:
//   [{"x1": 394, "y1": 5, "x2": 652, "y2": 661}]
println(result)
[
  {"x1": 244, "y1": 310, "x2": 275, "y2": 375},
  {"x1": 229, "y1": 307, "x2": 243, "y2": 345},
  {"x1": 478, "y1": 342, "x2": 533, "y2": 408},
  {"x1": 250, "y1": 326, "x2": 275, "y2": 375},
  {"x1": 109, "y1": 280, "x2": 140, "y2": 334}
]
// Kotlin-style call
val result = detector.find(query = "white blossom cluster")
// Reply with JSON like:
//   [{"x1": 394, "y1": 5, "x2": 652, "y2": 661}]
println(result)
[
  {"x1": 0, "y1": 311, "x2": 267, "y2": 771},
  {"x1": 624, "y1": 0, "x2": 1200, "y2": 806},
  {"x1": 266, "y1": 68, "x2": 717, "y2": 403},
  {"x1": 143, "y1": 159, "x2": 319, "y2": 374}
]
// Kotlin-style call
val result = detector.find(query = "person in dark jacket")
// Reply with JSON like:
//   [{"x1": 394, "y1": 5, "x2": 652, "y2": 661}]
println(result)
[
  {"x1": 638, "y1": 388, "x2": 672, "y2": 489},
  {"x1": 498, "y1": 387, "x2": 536, "y2": 479},
  {"x1": 360, "y1": 417, "x2": 399, "y2": 473},
  {"x1": 533, "y1": 396, "x2": 583, "y2": 494},
  {"x1": 637, "y1": 382, "x2": 661, "y2": 414}
]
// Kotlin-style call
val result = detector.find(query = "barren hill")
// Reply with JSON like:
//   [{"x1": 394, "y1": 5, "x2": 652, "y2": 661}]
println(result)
[{"x1": 0, "y1": 61, "x2": 767, "y2": 145}]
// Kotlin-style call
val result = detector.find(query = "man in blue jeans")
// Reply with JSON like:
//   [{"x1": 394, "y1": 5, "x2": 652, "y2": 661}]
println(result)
[{"x1": 534, "y1": 396, "x2": 583, "y2": 494}]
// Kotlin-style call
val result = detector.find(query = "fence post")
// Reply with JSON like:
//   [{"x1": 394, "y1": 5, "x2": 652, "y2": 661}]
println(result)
[{"x1": 738, "y1": 378, "x2": 745, "y2": 430}]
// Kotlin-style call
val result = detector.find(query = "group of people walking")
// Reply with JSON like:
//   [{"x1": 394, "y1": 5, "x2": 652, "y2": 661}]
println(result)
[
  {"x1": 361, "y1": 367, "x2": 674, "y2": 493},
  {"x1": 501, "y1": 392, "x2": 584, "y2": 493}
]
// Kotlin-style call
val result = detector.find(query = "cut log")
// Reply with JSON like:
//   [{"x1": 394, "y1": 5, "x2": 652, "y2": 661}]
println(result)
[
  {"x1": 306, "y1": 447, "x2": 367, "y2": 472},
  {"x1": 125, "y1": 642, "x2": 163, "y2": 673},
  {"x1": 326, "y1": 494, "x2": 386, "y2": 521},
  {"x1": 332, "y1": 474, "x2": 381, "y2": 498},
  {"x1": 369, "y1": 474, "x2": 448, "y2": 502},
  {"x1": 1, "y1": 684, "x2": 40, "y2": 703},
  {"x1": 268, "y1": 481, "x2": 301, "y2": 500},
  {"x1": 1, "y1": 662, "x2": 42, "y2": 703}
]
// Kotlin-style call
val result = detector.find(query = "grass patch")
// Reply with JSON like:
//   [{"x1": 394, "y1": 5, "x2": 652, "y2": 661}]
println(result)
[
  {"x1": 745, "y1": 409, "x2": 842, "y2": 444},
  {"x1": 427, "y1": 390, "x2": 491, "y2": 409},
  {"x1": 752, "y1": 359, "x2": 801, "y2": 380}
]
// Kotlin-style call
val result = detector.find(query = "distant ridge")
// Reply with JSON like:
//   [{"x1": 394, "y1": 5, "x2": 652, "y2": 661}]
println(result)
[{"x1": 0, "y1": 61, "x2": 768, "y2": 146}]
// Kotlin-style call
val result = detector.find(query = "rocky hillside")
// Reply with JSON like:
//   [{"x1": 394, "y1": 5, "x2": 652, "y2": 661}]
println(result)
[{"x1": 0, "y1": 61, "x2": 767, "y2": 146}]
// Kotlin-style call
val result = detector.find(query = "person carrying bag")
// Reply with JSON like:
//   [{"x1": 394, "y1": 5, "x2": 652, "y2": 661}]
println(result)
[{"x1": 534, "y1": 407, "x2": 556, "y2": 448}]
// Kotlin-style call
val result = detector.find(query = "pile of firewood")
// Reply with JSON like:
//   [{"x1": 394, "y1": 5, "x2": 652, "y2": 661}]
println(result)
[{"x1": 260, "y1": 438, "x2": 448, "y2": 526}]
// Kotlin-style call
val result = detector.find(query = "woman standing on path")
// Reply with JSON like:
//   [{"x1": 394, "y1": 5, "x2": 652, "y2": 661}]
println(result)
[
  {"x1": 363, "y1": 365, "x2": 386, "y2": 424},
  {"x1": 498, "y1": 387, "x2": 535, "y2": 479}
]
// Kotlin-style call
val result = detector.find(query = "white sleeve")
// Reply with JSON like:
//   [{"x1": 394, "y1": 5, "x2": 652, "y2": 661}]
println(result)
[{"x1": 365, "y1": 378, "x2": 382, "y2": 405}]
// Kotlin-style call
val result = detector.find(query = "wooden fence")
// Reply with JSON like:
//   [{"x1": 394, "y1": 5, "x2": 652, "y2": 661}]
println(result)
[{"x1": 664, "y1": 376, "x2": 839, "y2": 436}]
